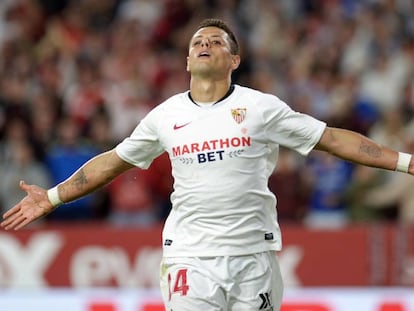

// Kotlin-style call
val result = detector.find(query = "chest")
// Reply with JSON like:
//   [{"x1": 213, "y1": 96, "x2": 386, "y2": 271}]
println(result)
[{"x1": 160, "y1": 105, "x2": 261, "y2": 165}]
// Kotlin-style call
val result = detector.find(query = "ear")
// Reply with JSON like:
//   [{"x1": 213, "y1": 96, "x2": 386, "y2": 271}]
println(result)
[
  {"x1": 186, "y1": 56, "x2": 190, "y2": 72},
  {"x1": 231, "y1": 55, "x2": 241, "y2": 71}
]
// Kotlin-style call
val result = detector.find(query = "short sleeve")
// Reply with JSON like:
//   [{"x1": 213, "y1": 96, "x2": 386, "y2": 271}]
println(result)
[
  {"x1": 115, "y1": 106, "x2": 165, "y2": 169},
  {"x1": 260, "y1": 94, "x2": 326, "y2": 155}
]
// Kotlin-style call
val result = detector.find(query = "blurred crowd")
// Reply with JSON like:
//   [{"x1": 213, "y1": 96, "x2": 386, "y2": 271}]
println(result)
[{"x1": 1, "y1": 0, "x2": 414, "y2": 228}]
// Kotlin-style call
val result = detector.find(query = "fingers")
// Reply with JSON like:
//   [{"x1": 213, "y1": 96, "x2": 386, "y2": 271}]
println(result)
[
  {"x1": 2, "y1": 180, "x2": 31, "y2": 230},
  {"x1": 1, "y1": 181, "x2": 49, "y2": 231},
  {"x1": 2, "y1": 215, "x2": 24, "y2": 231},
  {"x1": 1, "y1": 206, "x2": 24, "y2": 230},
  {"x1": 2, "y1": 204, "x2": 20, "y2": 219},
  {"x1": 9, "y1": 217, "x2": 32, "y2": 231},
  {"x1": 1, "y1": 203, "x2": 38, "y2": 230}
]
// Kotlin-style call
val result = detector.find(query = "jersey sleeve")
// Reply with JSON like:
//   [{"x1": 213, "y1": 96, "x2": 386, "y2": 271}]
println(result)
[
  {"x1": 260, "y1": 94, "x2": 326, "y2": 155},
  {"x1": 115, "y1": 106, "x2": 165, "y2": 169}
]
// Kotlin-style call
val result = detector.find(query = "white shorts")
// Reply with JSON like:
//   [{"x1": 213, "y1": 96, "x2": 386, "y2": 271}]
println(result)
[{"x1": 159, "y1": 251, "x2": 284, "y2": 311}]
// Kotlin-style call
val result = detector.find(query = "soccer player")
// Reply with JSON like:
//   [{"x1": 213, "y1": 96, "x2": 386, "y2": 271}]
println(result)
[{"x1": 1, "y1": 19, "x2": 413, "y2": 311}]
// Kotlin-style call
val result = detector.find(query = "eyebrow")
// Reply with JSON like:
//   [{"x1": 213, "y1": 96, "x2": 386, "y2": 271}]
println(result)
[{"x1": 192, "y1": 34, "x2": 223, "y2": 40}]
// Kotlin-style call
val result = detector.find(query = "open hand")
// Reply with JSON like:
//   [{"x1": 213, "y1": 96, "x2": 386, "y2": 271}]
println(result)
[{"x1": 1, "y1": 181, "x2": 55, "y2": 230}]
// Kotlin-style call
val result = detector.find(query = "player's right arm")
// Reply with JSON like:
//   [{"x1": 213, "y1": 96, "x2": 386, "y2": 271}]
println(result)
[{"x1": 1, "y1": 149, "x2": 134, "y2": 231}]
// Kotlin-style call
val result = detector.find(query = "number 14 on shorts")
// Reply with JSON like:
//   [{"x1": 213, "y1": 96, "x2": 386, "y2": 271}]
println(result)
[{"x1": 167, "y1": 269, "x2": 189, "y2": 300}]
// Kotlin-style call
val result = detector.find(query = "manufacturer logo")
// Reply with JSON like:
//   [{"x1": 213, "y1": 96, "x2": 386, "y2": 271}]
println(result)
[
  {"x1": 173, "y1": 122, "x2": 191, "y2": 130},
  {"x1": 231, "y1": 108, "x2": 247, "y2": 124},
  {"x1": 259, "y1": 292, "x2": 273, "y2": 310}
]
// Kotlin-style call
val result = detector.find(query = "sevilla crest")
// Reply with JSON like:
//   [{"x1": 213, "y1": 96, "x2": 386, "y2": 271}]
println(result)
[{"x1": 231, "y1": 108, "x2": 247, "y2": 124}]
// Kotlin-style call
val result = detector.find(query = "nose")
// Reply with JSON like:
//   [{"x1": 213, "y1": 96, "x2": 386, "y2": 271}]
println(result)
[{"x1": 200, "y1": 39, "x2": 210, "y2": 48}]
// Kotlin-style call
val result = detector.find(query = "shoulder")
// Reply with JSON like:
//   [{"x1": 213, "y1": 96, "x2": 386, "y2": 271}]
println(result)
[
  {"x1": 160, "y1": 91, "x2": 190, "y2": 108},
  {"x1": 234, "y1": 84, "x2": 265, "y2": 97},
  {"x1": 233, "y1": 85, "x2": 291, "y2": 112},
  {"x1": 234, "y1": 85, "x2": 286, "y2": 103},
  {"x1": 144, "y1": 90, "x2": 190, "y2": 117},
  {"x1": 139, "y1": 90, "x2": 191, "y2": 129}
]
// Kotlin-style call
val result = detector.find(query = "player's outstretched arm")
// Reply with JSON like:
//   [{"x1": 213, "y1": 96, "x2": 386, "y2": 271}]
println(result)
[
  {"x1": 1, "y1": 149, "x2": 134, "y2": 230},
  {"x1": 314, "y1": 127, "x2": 413, "y2": 174}
]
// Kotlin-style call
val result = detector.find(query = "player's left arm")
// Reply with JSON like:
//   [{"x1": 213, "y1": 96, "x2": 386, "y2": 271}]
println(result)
[{"x1": 314, "y1": 127, "x2": 413, "y2": 175}]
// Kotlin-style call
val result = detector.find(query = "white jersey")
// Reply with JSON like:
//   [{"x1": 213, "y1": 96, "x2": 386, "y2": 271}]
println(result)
[{"x1": 115, "y1": 85, "x2": 326, "y2": 257}]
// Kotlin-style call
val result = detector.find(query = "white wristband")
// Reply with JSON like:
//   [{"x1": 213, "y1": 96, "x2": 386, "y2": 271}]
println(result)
[
  {"x1": 47, "y1": 186, "x2": 63, "y2": 207},
  {"x1": 396, "y1": 152, "x2": 412, "y2": 173}
]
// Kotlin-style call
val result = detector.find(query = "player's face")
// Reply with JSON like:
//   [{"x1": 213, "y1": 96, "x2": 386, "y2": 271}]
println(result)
[{"x1": 187, "y1": 27, "x2": 240, "y2": 78}]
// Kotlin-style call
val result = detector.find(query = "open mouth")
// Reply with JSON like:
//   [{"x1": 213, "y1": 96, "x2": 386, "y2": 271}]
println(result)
[{"x1": 198, "y1": 51, "x2": 210, "y2": 57}]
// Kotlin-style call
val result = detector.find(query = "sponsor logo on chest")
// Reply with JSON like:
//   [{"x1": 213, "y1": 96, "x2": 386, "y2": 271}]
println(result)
[{"x1": 171, "y1": 108, "x2": 250, "y2": 164}]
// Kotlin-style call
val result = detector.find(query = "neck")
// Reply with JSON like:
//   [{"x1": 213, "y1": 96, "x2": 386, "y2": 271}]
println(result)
[{"x1": 189, "y1": 76, "x2": 232, "y2": 103}]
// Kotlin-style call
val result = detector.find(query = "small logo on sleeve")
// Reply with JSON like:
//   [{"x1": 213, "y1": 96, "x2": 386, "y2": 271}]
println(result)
[
  {"x1": 164, "y1": 239, "x2": 173, "y2": 246},
  {"x1": 264, "y1": 233, "x2": 274, "y2": 240}
]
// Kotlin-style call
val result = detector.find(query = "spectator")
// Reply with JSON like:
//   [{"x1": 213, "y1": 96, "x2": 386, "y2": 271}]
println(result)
[
  {"x1": 107, "y1": 152, "x2": 173, "y2": 226},
  {"x1": 84, "y1": 107, "x2": 115, "y2": 152},
  {"x1": 0, "y1": 117, "x2": 31, "y2": 164},
  {"x1": 63, "y1": 55, "x2": 105, "y2": 128},
  {"x1": 0, "y1": 140, "x2": 51, "y2": 220},
  {"x1": 268, "y1": 147, "x2": 309, "y2": 223},
  {"x1": 107, "y1": 167, "x2": 159, "y2": 227},
  {"x1": 358, "y1": 124, "x2": 414, "y2": 224},
  {"x1": 303, "y1": 151, "x2": 355, "y2": 229},
  {"x1": 44, "y1": 116, "x2": 101, "y2": 221}
]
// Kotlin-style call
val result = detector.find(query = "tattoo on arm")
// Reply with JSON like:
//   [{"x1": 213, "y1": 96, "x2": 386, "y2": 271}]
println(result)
[
  {"x1": 359, "y1": 141, "x2": 382, "y2": 158},
  {"x1": 73, "y1": 169, "x2": 88, "y2": 191}
]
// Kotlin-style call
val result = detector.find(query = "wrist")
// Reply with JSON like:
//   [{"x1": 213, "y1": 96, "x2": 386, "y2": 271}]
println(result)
[
  {"x1": 395, "y1": 152, "x2": 412, "y2": 173},
  {"x1": 47, "y1": 186, "x2": 63, "y2": 207}
]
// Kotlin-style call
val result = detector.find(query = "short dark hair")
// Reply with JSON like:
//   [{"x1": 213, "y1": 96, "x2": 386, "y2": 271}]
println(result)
[{"x1": 196, "y1": 18, "x2": 239, "y2": 55}]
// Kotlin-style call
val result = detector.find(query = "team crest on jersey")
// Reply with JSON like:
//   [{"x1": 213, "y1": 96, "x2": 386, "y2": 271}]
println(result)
[{"x1": 231, "y1": 108, "x2": 247, "y2": 124}]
